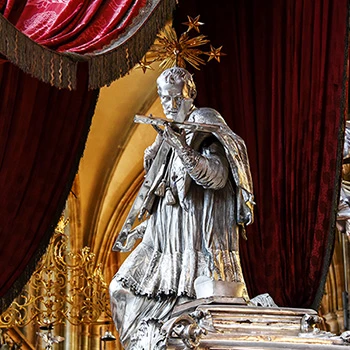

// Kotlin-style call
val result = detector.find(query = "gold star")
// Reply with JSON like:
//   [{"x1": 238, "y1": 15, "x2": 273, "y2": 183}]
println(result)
[
  {"x1": 206, "y1": 45, "x2": 226, "y2": 62},
  {"x1": 135, "y1": 58, "x2": 153, "y2": 73},
  {"x1": 182, "y1": 15, "x2": 204, "y2": 33}
]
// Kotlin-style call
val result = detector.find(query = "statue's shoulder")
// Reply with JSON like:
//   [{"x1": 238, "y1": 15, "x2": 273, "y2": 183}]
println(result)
[
  {"x1": 190, "y1": 107, "x2": 247, "y2": 149},
  {"x1": 189, "y1": 107, "x2": 227, "y2": 126},
  {"x1": 189, "y1": 107, "x2": 244, "y2": 142}
]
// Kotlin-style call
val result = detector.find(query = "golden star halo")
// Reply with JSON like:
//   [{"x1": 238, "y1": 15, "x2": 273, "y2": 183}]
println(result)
[{"x1": 137, "y1": 16, "x2": 225, "y2": 72}]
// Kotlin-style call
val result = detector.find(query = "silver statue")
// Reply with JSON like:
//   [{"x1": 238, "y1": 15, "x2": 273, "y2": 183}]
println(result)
[{"x1": 109, "y1": 67, "x2": 255, "y2": 349}]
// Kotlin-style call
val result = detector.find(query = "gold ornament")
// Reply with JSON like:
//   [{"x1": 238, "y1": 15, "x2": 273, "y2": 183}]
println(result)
[
  {"x1": 206, "y1": 45, "x2": 226, "y2": 62},
  {"x1": 135, "y1": 57, "x2": 153, "y2": 73},
  {"x1": 182, "y1": 15, "x2": 204, "y2": 33},
  {"x1": 0, "y1": 217, "x2": 111, "y2": 329},
  {"x1": 137, "y1": 15, "x2": 225, "y2": 71},
  {"x1": 55, "y1": 215, "x2": 69, "y2": 234}
]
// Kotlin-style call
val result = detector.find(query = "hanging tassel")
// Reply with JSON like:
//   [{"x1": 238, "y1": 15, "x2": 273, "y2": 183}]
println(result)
[
  {"x1": 165, "y1": 187, "x2": 176, "y2": 205},
  {"x1": 155, "y1": 180, "x2": 166, "y2": 197}
]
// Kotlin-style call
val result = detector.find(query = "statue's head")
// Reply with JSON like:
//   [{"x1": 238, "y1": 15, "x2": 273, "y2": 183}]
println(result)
[{"x1": 157, "y1": 67, "x2": 197, "y2": 121}]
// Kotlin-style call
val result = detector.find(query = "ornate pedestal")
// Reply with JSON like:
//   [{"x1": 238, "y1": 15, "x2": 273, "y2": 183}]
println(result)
[{"x1": 160, "y1": 298, "x2": 350, "y2": 349}]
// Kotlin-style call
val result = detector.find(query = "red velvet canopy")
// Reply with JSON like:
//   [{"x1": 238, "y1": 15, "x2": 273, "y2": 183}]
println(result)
[
  {"x1": 0, "y1": 0, "x2": 176, "y2": 313},
  {"x1": 0, "y1": 0, "x2": 176, "y2": 89}
]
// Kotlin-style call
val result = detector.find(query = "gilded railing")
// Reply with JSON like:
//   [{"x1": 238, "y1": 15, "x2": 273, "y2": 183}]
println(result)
[{"x1": 0, "y1": 216, "x2": 112, "y2": 329}]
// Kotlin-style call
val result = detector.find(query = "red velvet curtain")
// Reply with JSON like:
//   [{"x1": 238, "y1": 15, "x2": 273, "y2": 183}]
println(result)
[
  {"x1": 0, "y1": 62, "x2": 98, "y2": 313},
  {"x1": 0, "y1": 0, "x2": 156, "y2": 312},
  {"x1": 175, "y1": 0, "x2": 348, "y2": 308},
  {"x1": 0, "y1": 0, "x2": 176, "y2": 314}
]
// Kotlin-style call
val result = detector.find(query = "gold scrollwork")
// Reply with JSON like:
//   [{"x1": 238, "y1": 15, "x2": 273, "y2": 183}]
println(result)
[{"x1": 0, "y1": 216, "x2": 111, "y2": 328}]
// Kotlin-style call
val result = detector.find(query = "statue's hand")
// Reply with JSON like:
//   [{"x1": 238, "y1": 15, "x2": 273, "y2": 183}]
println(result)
[
  {"x1": 116, "y1": 230, "x2": 138, "y2": 252},
  {"x1": 113, "y1": 229, "x2": 128, "y2": 251},
  {"x1": 163, "y1": 125, "x2": 187, "y2": 151},
  {"x1": 113, "y1": 225, "x2": 145, "y2": 252}
]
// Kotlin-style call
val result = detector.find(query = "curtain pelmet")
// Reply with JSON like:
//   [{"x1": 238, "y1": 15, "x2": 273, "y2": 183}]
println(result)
[{"x1": 0, "y1": 0, "x2": 177, "y2": 89}]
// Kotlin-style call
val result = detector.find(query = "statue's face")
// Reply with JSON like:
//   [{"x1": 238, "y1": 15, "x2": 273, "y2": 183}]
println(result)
[{"x1": 158, "y1": 80, "x2": 190, "y2": 121}]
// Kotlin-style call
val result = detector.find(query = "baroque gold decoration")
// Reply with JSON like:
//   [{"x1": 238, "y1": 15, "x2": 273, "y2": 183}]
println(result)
[
  {"x1": 0, "y1": 329, "x2": 21, "y2": 349},
  {"x1": 0, "y1": 216, "x2": 111, "y2": 328},
  {"x1": 136, "y1": 15, "x2": 226, "y2": 71}
]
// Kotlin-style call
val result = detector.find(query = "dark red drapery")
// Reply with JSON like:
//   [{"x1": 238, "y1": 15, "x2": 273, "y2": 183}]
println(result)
[
  {"x1": 0, "y1": 0, "x2": 176, "y2": 313},
  {"x1": 0, "y1": 62, "x2": 99, "y2": 313},
  {"x1": 175, "y1": 0, "x2": 348, "y2": 308}
]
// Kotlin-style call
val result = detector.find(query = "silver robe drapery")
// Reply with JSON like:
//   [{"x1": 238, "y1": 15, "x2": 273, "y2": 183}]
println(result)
[{"x1": 110, "y1": 107, "x2": 254, "y2": 347}]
